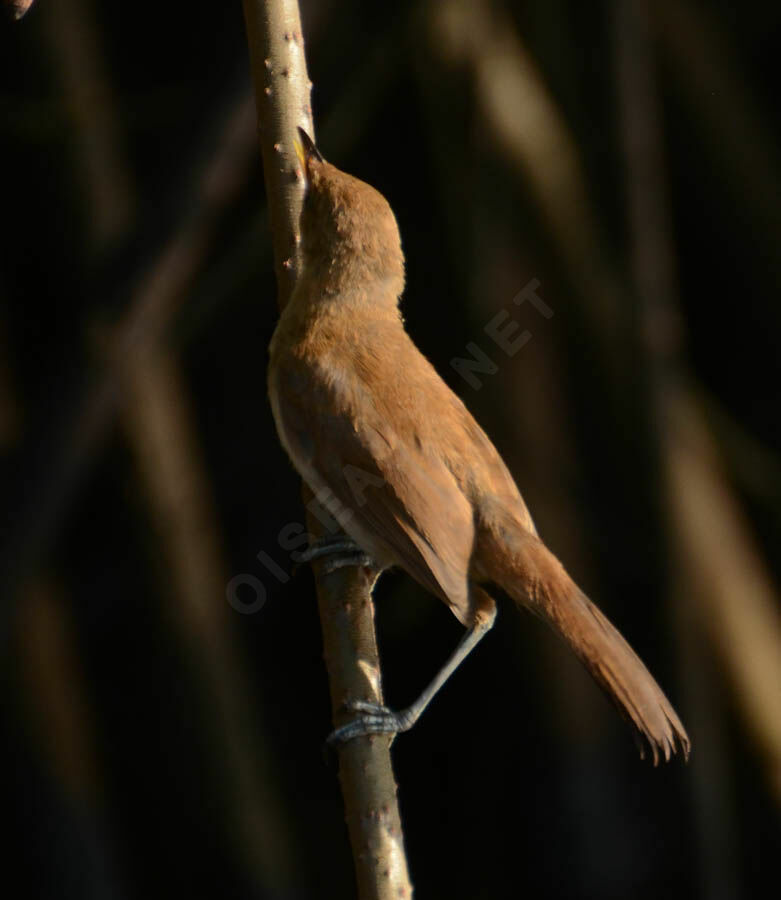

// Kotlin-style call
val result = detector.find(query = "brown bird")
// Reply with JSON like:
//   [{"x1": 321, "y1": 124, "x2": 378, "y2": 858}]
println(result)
[{"x1": 268, "y1": 129, "x2": 690, "y2": 764}]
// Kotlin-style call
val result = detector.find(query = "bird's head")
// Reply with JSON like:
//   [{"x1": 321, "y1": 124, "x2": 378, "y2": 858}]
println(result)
[{"x1": 294, "y1": 129, "x2": 405, "y2": 299}]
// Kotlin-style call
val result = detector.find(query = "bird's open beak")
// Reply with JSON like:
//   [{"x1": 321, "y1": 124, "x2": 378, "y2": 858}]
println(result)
[{"x1": 294, "y1": 127, "x2": 324, "y2": 182}]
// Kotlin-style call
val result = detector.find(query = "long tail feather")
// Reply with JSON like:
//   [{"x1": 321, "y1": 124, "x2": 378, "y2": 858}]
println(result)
[{"x1": 477, "y1": 526, "x2": 690, "y2": 763}]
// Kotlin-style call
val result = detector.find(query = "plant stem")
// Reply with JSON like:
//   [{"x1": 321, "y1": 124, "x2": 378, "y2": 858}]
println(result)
[{"x1": 242, "y1": 2, "x2": 413, "y2": 895}]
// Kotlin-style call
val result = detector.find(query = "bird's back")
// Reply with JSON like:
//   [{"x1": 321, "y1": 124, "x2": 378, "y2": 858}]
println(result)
[{"x1": 274, "y1": 290, "x2": 536, "y2": 536}]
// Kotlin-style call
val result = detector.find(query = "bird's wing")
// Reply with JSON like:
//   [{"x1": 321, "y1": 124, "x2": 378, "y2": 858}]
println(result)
[{"x1": 270, "y1": 357, "x2": 475, "y2": 620}]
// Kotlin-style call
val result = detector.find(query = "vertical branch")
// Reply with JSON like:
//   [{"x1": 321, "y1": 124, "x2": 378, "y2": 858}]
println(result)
[
  {"x1": 306, "y1": 499, "x2": 412, "y2": 900},
  {"x1": 242, "y1": 0, "x2": 312, "y2": 309},
  {"x1": 242, "y1": 2, "x2": 413, "y2": 897}
]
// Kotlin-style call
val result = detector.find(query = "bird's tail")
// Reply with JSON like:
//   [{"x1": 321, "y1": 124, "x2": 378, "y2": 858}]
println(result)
[{"x1": 475, "y1": 520, "x2": 690, "y2": 764}]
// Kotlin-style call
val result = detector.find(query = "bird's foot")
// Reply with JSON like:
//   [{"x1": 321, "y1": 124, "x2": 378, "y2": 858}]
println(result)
[
  {"x1": 296, "y1": 535, "x2": 376, "y2": 575},
  {"x1": 327, "y1": 700, "x2": 416, "y2": 747}
]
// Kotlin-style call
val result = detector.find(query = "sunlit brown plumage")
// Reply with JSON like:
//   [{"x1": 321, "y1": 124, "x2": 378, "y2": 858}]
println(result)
[{"x1": 268, "y1": 130, "x2": 690, "y2": 763}]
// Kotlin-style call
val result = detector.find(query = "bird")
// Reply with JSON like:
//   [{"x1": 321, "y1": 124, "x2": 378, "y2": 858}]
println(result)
[{"x1": 267, "y1": 128, "x2": 690, "y2": 764}]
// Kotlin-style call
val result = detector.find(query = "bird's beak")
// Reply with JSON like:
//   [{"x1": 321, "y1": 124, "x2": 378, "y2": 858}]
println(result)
[{"x1": 294, "y1": 127, "x2": 324, "y2": 183}]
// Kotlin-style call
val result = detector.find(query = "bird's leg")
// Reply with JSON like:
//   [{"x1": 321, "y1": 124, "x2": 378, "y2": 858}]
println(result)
[
  {"x1": 327, "y1": 598, "x2": 497, "y2": 746},
  {"x1": 297, "y1": 534, "x2": 377, "y2": 574}
]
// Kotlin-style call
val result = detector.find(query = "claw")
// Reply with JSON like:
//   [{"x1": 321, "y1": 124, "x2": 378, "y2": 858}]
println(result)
[
  {"x1": 326, "y1": 700, "x2": 413, "y2": 746},
  {"x1": 296, "y1": 535, "x2": 361, "y2": 562},
  {"x1": 346, "y1": 699, "x2": 388, "y2": 715},
  {"x1": 296, "y1": 535, "x2": 378, "y2": 574},
  {"x1": 322, "y1": 551, "x2": 376, "y2": 574}
]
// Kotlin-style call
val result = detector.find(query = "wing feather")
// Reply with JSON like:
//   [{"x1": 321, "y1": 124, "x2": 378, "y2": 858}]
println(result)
[{"x1": 270, "y1": 356, "x2": 475, "y2": 620}]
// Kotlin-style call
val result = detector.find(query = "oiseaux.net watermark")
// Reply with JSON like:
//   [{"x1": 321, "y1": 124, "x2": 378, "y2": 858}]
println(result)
[{"x1": 226, "y1": 278, "x2": 553, "y2": 614}]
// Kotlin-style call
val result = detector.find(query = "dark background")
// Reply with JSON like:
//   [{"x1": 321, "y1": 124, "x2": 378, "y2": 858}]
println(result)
[{"x1": 1, "y1": 1, "x2": 779, "y2": 897}]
